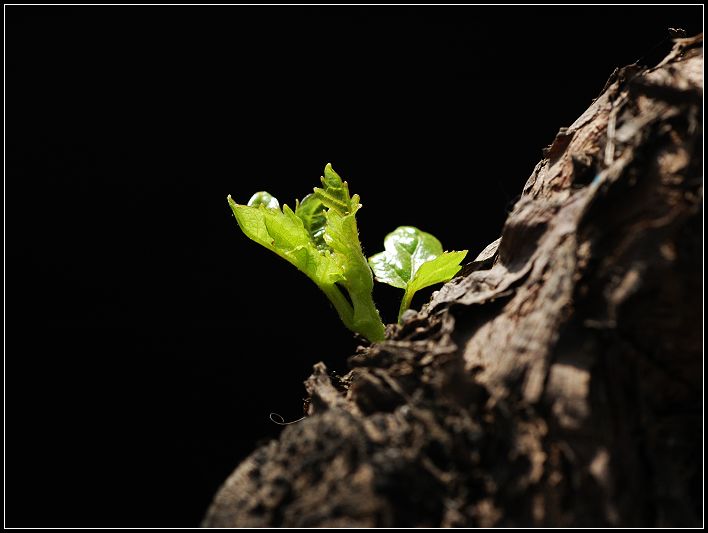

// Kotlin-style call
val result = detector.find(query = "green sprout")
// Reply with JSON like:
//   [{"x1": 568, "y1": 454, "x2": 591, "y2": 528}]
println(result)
[
  {"x1": 228, "y1": 164, "x2": 468, "y2": 342},
  {"x1": 228, "y1": 164, "x2": 385, "y2": 342},
  {"x1": 368, "y1": 226, "x2": 468, "y2": 323}
]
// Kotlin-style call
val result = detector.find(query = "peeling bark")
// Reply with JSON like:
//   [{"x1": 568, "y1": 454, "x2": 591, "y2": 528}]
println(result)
[{"x1": 204, "y1": 34, "x2": 703, "y2": 527}]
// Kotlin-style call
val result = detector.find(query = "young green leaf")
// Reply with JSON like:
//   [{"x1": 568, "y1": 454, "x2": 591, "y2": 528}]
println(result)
[
  {"x1": 294, "y1": 193, "x2": 327, "y2": 251},
  {"x1": 368, "y1": 226, "x2": 468, "y2": 322},
  {"x1": 314, "y1": 164, "x2": 355, "y2": 215},
  {"x1": 228, "y1": 164, "x2": 385, "y2": 342},
  {"x1": 247, "y1": 191, "x2": 280, "y2": 210}
]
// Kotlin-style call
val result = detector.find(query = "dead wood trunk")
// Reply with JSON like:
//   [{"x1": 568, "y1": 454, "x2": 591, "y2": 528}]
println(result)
[{"x1": 203, "y1": 35, "x2": 703, "y2": 528}]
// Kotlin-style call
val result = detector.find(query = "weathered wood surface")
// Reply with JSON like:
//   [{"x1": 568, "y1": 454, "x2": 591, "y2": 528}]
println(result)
[{"x1": 204, "y1": 34, "x2": 703, "y2": 527}]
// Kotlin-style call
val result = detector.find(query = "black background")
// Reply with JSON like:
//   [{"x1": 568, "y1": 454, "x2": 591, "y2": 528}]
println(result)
[{"x1": 6, "y1": 5, "x2": 702, "y2": 527}]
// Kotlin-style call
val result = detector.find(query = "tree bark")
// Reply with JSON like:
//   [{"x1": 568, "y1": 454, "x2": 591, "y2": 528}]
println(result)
[{"x1": 203, "y1": 35, "x2": 703, "y2": 528}]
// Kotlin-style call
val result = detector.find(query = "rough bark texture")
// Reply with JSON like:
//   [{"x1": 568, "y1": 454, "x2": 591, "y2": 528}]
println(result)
[{"x1": 204, "y1": 35, "x2": 703, "y2": 527}]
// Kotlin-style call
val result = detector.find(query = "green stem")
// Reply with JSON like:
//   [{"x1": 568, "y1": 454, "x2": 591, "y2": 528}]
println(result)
[
  {"x1": 397, "y1": 288, "x2": 414, "y2": 324},
  {"x1": 320, "y1": 283, "x2": 385, "y2": 343},
  {"x1": 350, "y1": 288, "x2": 386, "y2": 342},
  {"x1": 320, "y1": 283, "x2": 354, "y2": 330}
]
